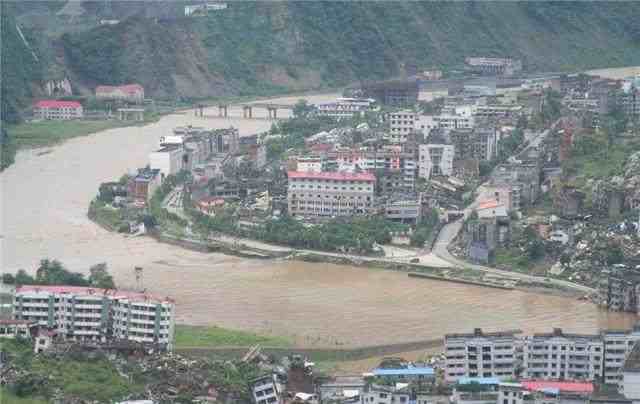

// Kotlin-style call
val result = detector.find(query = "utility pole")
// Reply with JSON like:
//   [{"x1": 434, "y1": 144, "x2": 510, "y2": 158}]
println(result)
[{"x1": 134, "y1": 266, "x2": 143, "y2": 291}]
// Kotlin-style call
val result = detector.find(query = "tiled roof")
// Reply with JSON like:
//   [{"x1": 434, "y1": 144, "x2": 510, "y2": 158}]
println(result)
[
  {"x1": 521, "y1": 380, "x2": 593, "y2": 394},
  {"x1": 288, "y1": 171, "x2": 376, "y2": 182},
  {"x1": 34, "y1": 100, "x2": 82, "y2": 108},
  {"x1": 16, "y1": 285, "x2": 173, "y2": 304},
  {"x1": 95, "y1": 84, "x2": 144, "y2": 95}
]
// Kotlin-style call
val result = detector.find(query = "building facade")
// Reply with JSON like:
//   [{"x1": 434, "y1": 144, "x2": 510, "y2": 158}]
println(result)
[
  {"x1": 127, "y1": 168, "x2": 162, "y2": 204},
  {"x1": 13, "y1": 285, "x2": 175, "y2": 350},
  {"x1": 149, "y1": 145, "x2": 185, "y2": 179},
  {"x1": 388, "y1": 110, "x2": 418, "y2": 143},
  {"x1": 316, "y1": 97, "x2": 376, "y2": 119},
  {"x1": 33, "y1": 100, "x2": 83, "y2": 120},
  {"x1": 287, "y1": 171, "x2": 376, "y2": 218},
  {"x1": 602, "y1": 326, "x2": 640, "y2": 385},
  {"x1": 419, "y1": 144, "x2": 455, "y2": 179},
  {"x1": 464, "y1": 58, "x2": 522, "y2": 76},
  {"x1": 523, "y1": 329, "x2": 603, "y2": 381},
  {"x1": 444, "y1": 328, "x2": 519, "y2": 382}
]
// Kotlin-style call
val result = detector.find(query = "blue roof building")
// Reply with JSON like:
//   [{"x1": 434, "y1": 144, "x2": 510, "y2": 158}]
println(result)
[{"x1": 372, "y1": 366, "x2": 435, "y2": 381}]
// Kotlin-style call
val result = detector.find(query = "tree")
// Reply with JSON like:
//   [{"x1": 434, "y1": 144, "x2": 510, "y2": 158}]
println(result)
[
  {"x1": 88, "y1": 263, "x2": 115, "y2": 289},
  {"x1": 2, "y1": 273, "x2": 15, "y2": 284},
  {"x1": 35, "y1": 259, "x2": 89, "y2": 286},
  {"x1": 292, "y1": 99, "x2": 315, "y2": 119},
  {"x1": 15, "y1": 269, "x2": 35, "y2": 285}
]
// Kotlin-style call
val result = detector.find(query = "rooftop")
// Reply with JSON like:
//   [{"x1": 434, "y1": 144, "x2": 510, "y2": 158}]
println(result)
[
  {"x1": 531, "y1": 328, "x2": 600, "y2": 340},
  {"x1": 96, "y1": 83, "x2": 144, "y2": 95},
  {"x1": 446, "y1": 328, "x2": 521, "y2": 339},
  {"x1": 16, "y1": 285, "x2": 174, "y2": 304},
  {"x1": 287, "y1": 171, "x2": 376, "y2": 182},
  {"x1": 457, "y1": 377, "x2": 501, "y2": 385},
  {"x1": 372, "y1": 366, "x2": 434, "y2": 377},
  {"x1": 34, "y1": 100, "x2": 82, "y2": 108},
  {"x1": 520, "y1": 380, "x2": 593, "y2": 394}
]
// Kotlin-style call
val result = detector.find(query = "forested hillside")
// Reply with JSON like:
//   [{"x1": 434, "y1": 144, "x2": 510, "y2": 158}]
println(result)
[{"x1": 3, "y1": 1, "x2": 640, "y2": 117}]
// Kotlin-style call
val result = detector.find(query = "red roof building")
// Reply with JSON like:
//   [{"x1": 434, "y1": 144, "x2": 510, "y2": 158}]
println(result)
[
  {"x1": 287, "y1": 170, "x2": 376, "y2": 182},
  {"x1": 33, "y1": 100, "x2": 83, "y2": 120},
  {"x1": 95, "y1": 83, "x2": 145, "y2": 103},
  {"x1": 521, "y1": 380, "x2": 594, "y2": 394}
]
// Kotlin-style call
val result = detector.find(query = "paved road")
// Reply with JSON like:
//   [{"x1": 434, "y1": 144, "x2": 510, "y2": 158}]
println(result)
[{"x1": 430, "y1": 123, "x2": 597, "y2": 294}]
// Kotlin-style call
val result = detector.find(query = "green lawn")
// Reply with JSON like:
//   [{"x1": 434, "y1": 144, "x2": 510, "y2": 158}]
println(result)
[
  {"x1": 175, "y1": 325, "x2": 292, "y2": 348},
  {"x1": 6, "y1": 120, "x2": 134, "y2": 149}
]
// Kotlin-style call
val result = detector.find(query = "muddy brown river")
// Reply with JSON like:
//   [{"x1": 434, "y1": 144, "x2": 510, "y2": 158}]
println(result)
[{"x1": 1, "y1": 92, "x2": 637, "y2": 348}]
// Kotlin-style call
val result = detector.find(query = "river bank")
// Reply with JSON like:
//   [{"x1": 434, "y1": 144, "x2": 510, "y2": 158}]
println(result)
[{"x1": 3, "y1": 89, "x2": 638, "y2": 348}]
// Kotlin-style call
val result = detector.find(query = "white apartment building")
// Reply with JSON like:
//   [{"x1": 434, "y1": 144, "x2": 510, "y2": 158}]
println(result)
[
  {"x1": 13, "y1": 285, "x2": 175, "y2": 350},
  {"x1": 251, "y1": 374, "x2": 283, "y2": 404},
  {"x1": 296, "y1": 156, "x2": 323, "y2": 173},
  {"x1": 361, "y1": 385, "x2": 410, "y2": 404},
  {"x1": 33, "y1": 100, "x2": 83, "y2": 120},
  {"x1": 435, "y1": 113, "x2": 475, "y2": 130},
  {"x1": 523, "y1": 329, "x2": 603, "y2": 381},
  {"x1": 603, "y1": 326, "x2": 640, "y2": 385},
  {"x1": 316, "y1": 97, "x2": 376, "y2": 119},
  {"x1": 419, "y1": 144, "x2": 454, "y2": 179},
  {"x1": 287, "y1": 171, "x2": 376, "y2": 218},
  {"x1": 498, "y1": 383, "x2": 525, "y2": 404},
  {"x1": 415, "y1": 115, "x2": 438, "y2": 137},
  {"x1": 149, "y1": 145, "x2": 184, "y2": 179},
  {"x1": 444, "y1": 328, "x2": 519, "y2": 382},
  {"x1": 388, "y1": 110, "x2": 417, "y2": 143}
]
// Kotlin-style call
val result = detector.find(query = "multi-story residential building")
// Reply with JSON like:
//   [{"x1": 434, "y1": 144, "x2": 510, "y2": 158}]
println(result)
[
  {"x1": 388, "y1": 110, "x2": 417, "y2": 143},
  {"x1": 361, "y1": 384, "x2": 410, "y2": 404},
  {"x1": 598, "y1": 269, "x2": 640, "y2": 314},
  {"x1": 95, "y1": 84, "x2": 145, "y2": 104},
  {"x1": 362, "y1": 80, "x2": 419, "y2": 106},
  {"x1": 149, "y1": 145, "x2": 185, "y2": 179},
  {"x1": 0, "y1": 319, "x2": 36, "y2": 339},
  {"x1": 602, "y1": 325, "x2": 640, "y2": 385},
  {"x1": 435, "y1": 113, "x2": 475, "y2": 130},
  {"x1": 523, "y1": 328, "x2": 603, "y2": 381},
  {"x1": 475, "y1": 104, "x2": 523, "y2": 119},
  {"x1": 33, "y1": 100, "x2": 83, "y2": 120},
  {"x1": 13, "y1": 285, "x2": 175, "y2": 350},
  {"x1": 316, "y1": 97, "x2": 376, "y2": 119},
  {"x1": 127, "y1": 167, "x2": 161, "y2": 204},
  {"x1": 287, "y1": 171, "x2": 375, "y2": 218},
  {"x1": 620, "y1": 342, "x2": 640, "y2": 401},
  {"x1": 464, "y1": 57, "x2": 522, "y2": 76},
  {"x1": 619, "y1": 82, "x2": 639, "y2": 120},
  {"x1": 419, "y1": 143, "x2": 454, "y2": 179},
  {"x1": 444, "y1": 328, "x2": 519, "y2": 383},
  {"x1": 384, "y1": 196, "x2": 422, "y2": 225},
  {"x1": 490, "y1": 162, "x2": 541, "y2": 211},
  {"x1": 329, "y1": 146, "x2": 417, "y2": 193},
  {"x1": 250, "y1": 374, "x2": 283, "y2": 404},
  {"x1": 450, "y1": 128, "x2": 498, "y2": 162},
  {"x1": 296, "y1": 156, "x2": 324, "y2": 173}
]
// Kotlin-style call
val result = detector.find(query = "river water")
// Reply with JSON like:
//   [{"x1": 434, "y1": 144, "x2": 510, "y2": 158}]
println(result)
[{"x1": 1, "y1": 92, "x2": 637, "y2": 348}]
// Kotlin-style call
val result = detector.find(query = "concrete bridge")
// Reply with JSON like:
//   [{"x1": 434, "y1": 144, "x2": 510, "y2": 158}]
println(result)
[{"x1": 193, "y1": 103, "x2": 294, "y2": 120}]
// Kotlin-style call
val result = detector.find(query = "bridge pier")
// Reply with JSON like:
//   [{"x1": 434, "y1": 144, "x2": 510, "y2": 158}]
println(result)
[
  {"x1": 218, "y1": 104, "x2": 228, "y2": 118},
  {"x1": 243, "y1": 105, "x2": 253, "y2": 119},
  {"x1": 195, "y1": 104, "x2": 205, "y2": 117},
  {"x1": 267, "y1": 106, "x2": 277, "y2": 119}
]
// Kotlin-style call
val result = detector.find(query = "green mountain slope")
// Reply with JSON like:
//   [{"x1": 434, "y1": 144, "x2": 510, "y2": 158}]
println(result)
[{"x1": 6, "y1": 1, "x2": 640, "y2": 104}]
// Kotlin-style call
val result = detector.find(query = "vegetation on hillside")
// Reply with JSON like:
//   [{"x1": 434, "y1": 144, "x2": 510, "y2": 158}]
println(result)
[
  {"x1": 2, "y1": 339, "x2": 141, "y2": 402},
  {"x1": 30, "y1": 2, "x2": 640, "y2": 102}
]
